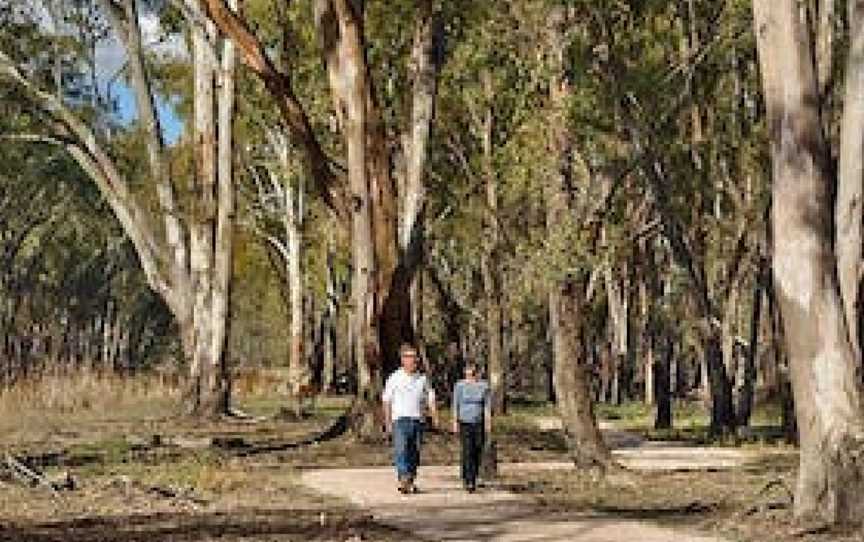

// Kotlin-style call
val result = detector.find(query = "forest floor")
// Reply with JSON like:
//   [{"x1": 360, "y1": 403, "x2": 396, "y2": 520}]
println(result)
[{"x1": 0, "y1": 382, "x2": 860, "y2": 541}]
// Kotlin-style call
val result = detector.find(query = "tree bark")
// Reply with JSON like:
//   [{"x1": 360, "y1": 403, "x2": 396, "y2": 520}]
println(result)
[
  {"x1": 378, "y1": 0, "x2": 441, "y2": 380},
  {"x1": 604, "y1": 262, "x2": 628, "y2": 404},
  {"x1": 551, "y1": 282, "x2": 612, "y2": 468},
  {"x1": 211, "y1": 0, "x2": 236, "y2": 414},
  {"x1": 815, "y1": 0, "x2": 835, "y2": 98},
  {"x1": 640, "y1": 276, "x2": 655, "y2": 405},
  {"x1": 754, "y1": 0, "x2": 864, "y2": 523},
  {"x1": 272, "y1": 141, "x2": 306, "y2": 416},
  {"x1": 322, "y1": 236, "x2": 337, "y2": 394},
  {"x1": 320, "y1": 0, "x2": 381, "y2": 436},
  {"x1": 186, "y1": 14, "x2": 228, "y2": 417},
  {"x1": 836, "y1": 0, "x2": 864, "y2": 361}
]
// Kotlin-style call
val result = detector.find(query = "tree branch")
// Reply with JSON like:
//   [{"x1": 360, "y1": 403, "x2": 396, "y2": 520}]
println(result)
[{"x1": 197, "y1": 0, "x2": 347, "y2": 217}]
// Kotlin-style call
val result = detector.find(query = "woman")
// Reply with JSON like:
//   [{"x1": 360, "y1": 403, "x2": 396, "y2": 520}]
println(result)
[{"x1": 451, "y1": 362, "x2": 492, "y2": 492}]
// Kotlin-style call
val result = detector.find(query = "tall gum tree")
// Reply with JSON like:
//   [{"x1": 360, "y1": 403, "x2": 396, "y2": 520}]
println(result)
[
  {"x1": 753, "y1": 0, "x2": 864, "y2": 524},
  {"x1": 544, "y1": 5, "x2": 612, "y2": 470},
  {"x1": 200, "y1": 0, "x2": 443, "y2": 435},
  {"x1": 0, "y1": 0, "x2": 238, "y2": 417}
]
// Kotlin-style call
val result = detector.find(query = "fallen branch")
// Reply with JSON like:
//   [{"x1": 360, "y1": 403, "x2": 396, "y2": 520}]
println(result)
[{"x1": 1, "y1": 454, "x2": 75, "y2": 494}]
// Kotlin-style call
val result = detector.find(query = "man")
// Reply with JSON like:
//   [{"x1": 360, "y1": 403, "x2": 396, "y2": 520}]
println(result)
[
  {"x1": 383, "y1": 343, "x2": 438, "y2": 494},
  {"x1": 451, "y1": 362, "x2": 492, "y2": 492}
]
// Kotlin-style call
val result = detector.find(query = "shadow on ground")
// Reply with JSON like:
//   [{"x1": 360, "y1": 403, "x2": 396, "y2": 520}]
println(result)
[
  {"x1": 0, "y1": 508, "x2": 403, "y2": 542},
  {"x1": 372, "y1": 499, "x2": 721, "y2": 542}
]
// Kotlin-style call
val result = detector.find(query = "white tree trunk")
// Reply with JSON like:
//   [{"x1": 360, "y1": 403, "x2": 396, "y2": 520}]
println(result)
[
  {"x1": 754, "y1": 0, "x2": 864, "y2": 523},
  {"x1": 187, "y1": 15, "x2": 218, "y2": 415},
  {"x1": 400, "y1": 0, "x2": 438, "y2": 255},
  {"x1": 211, "y1": 0, "x2": 236, "y2": 410}
]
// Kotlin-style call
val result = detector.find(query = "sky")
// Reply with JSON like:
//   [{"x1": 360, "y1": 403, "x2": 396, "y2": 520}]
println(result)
[
  {"x1": 113, "y1": 85, "x2": 184, "y2": 145},
  {"x1": 91, "y1": 6, "x2": 186, "y2": 144}
]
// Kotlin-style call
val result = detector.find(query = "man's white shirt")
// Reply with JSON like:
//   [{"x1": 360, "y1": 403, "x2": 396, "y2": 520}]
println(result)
[{"x1": 382, "y1": 368, "x2": 434, "y2": 419}]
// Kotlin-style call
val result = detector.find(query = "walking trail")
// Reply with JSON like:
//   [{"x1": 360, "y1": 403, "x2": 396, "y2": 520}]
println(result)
[{"x1": 300, "y1": 420, "x2": 777, "y2": 542}]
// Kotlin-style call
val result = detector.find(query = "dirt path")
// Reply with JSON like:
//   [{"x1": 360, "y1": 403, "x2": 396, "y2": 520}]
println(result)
[
  {"x1": 301, "y1": 461, "x2": 732, "y2": 542},
  {"x1": 300, "y1": 418, "x2": 791, "y2": 541}
]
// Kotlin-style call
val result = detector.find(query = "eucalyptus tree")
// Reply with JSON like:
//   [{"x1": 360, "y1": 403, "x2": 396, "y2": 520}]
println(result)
[
  {"x1": 242, "y1": 129, "x2": 313, "y2": 414},
  {"x1": 0, "y1": 0, "x2": 239, "y2": 417},
  {"x1": 197, "y1": 0, "x2": 448, "y2": 434},
  {"x1": 753, "y1": 0, "x2": 864, "y2": 524}
]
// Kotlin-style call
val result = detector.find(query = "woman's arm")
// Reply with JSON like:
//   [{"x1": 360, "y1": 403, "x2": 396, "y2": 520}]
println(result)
[
  {"x1": 451, "y1": 382, "x2": 460, "y2": 433},
  {"x1": 484, "y1": 387, "x2": 493, "y2": 434}
]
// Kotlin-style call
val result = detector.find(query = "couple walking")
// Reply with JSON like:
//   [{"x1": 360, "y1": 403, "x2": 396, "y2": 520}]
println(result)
[{"x1": 382, "y1": 343, "x2": 492, "y2": 494}]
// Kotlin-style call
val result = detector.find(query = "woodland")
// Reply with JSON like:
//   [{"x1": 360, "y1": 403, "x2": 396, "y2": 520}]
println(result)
[{"x1": 2, "y1": 0, "x2": 864, "y2": 539}]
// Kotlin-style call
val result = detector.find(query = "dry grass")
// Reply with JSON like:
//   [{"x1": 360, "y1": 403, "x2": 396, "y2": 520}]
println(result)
[
  {"x1": 0, "y1": 368, "x2": 353, "y2": 464},
  {"x1": 0, "y1": 370, "x2": 181, "y2": 416},
  {"x1": 0, "y1": 371, "x2": 401, "y2": 541},
  {"x1": 0, "y1": 455, "x2": 405, "y2": 542}
]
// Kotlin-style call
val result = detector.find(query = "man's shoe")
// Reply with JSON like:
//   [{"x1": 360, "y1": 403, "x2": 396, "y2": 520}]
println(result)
[
  {"x1": 406, "y1": 476, "x2": 418, "y2": 494},
  {"x1": 466, "y1": 481, "x2": 476, "y2": 493},
  {"x1": 398, "y1": 477, "x2": 410, "y2": 494}
]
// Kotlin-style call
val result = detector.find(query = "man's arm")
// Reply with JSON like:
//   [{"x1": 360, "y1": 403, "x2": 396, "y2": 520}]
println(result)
[
  {"x1": 382, "y1": 375, "x2": 393, "y2": 433},
  {"x1": 383, "y1": 401, "x2": 392, "y2": 433}
]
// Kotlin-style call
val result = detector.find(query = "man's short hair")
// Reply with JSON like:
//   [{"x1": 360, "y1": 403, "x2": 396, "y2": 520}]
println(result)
[{"x1": 399, "y1": 343, "x2": 417, "y2": 357}]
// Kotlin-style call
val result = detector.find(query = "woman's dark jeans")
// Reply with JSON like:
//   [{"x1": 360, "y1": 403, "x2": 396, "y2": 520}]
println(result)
[{"x1": 459, "y1": 421, "x2": 485, "y2": 485}]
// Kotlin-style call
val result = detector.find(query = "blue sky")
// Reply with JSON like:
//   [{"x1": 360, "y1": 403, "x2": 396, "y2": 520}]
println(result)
[
  {"x1": 114, "y1": 84, "x2": 184, "y2": 145},
  {"x1": 94, "y1": 9, "x2": 186, "y2": 145}
]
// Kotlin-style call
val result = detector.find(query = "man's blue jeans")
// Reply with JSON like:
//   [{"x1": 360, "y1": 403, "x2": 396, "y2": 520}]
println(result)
[{"x1": 393, "y1": 417, "x2": 423, "y2": 479}]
